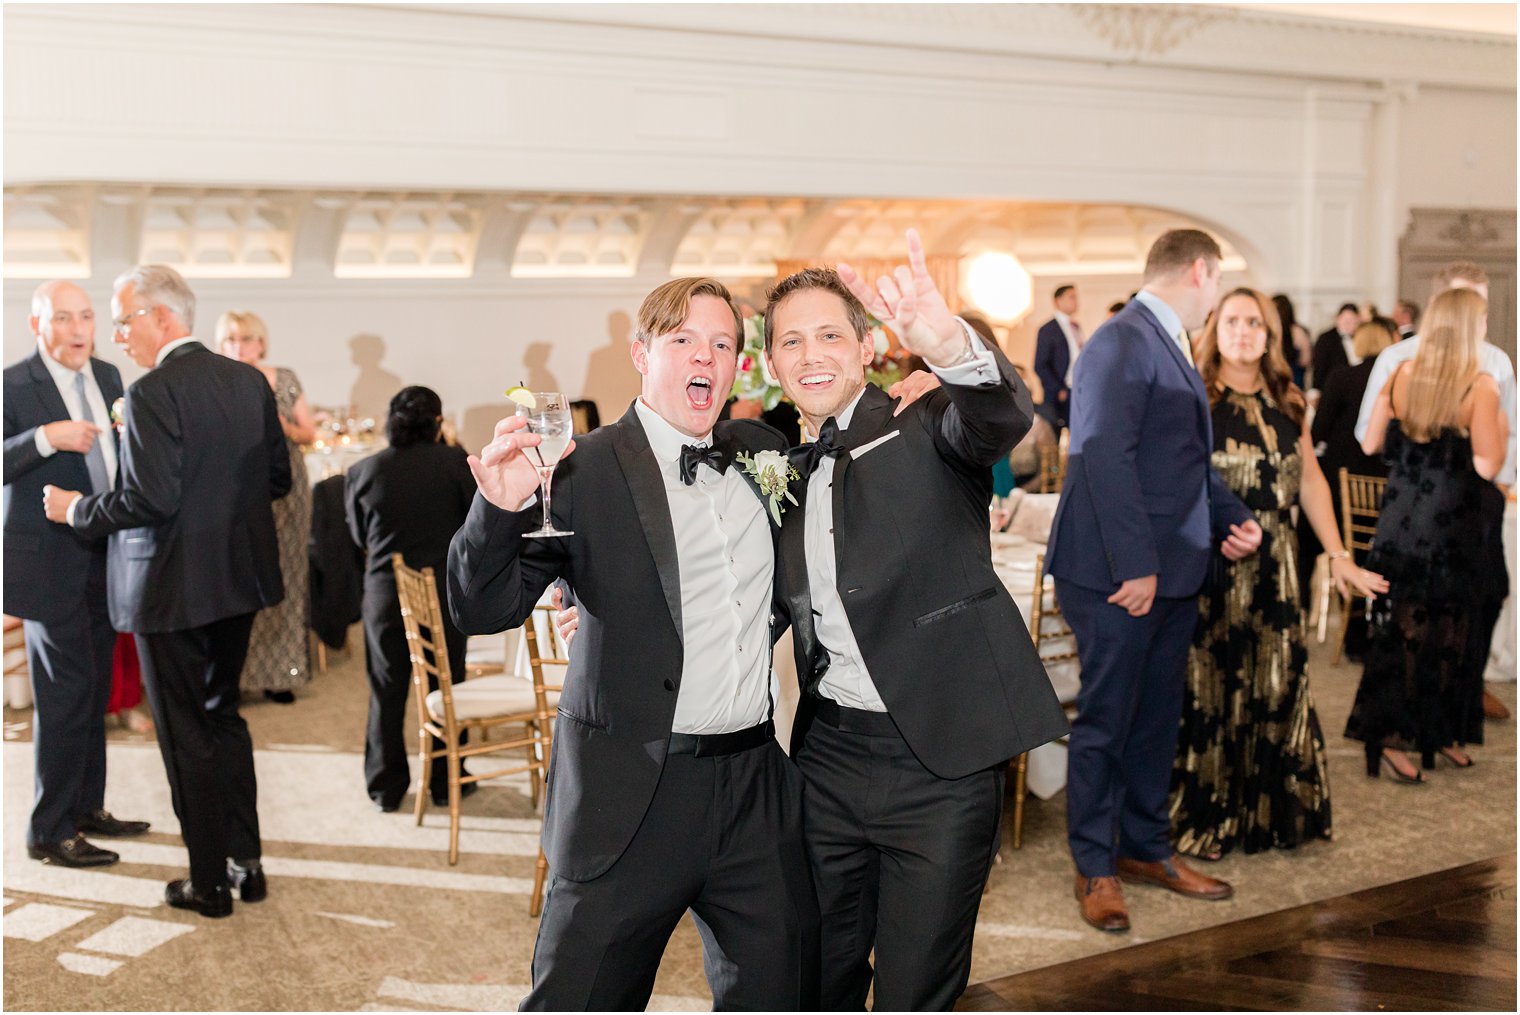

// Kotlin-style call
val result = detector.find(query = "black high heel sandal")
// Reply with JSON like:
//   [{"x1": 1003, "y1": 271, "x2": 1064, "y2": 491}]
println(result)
[
  {"x1": 1432, "y1": 746, "x2": 1475, "y2": 769},
  {"x1": 1366, "y1": 745, "x2": 1425, "y2": 784}
]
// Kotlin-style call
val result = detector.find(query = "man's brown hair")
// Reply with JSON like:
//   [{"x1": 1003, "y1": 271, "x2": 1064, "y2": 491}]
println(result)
[
  {"x1": 635, "y1": 277, "x2": 742, "y2": 350},
  {"x1": 1142, "y1": 229, "x2": 1222, "y2": 282},
  {"x1": 1433, "y1": 260, "x2": 1490, "y2": 290},
  {"x1": 763, "y1": 267, "x2": 871, "y2": 352}
]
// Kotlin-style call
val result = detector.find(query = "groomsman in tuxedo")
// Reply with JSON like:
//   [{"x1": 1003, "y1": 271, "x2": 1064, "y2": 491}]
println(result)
[
  {"x1": 1033, "y1": 283, "x2": 1084, "y2": 427},
  {"x1": 44, "y1": 265, "x2": 289, "y2": 918},
  {"x1": 766, "y1": 233, "x2": 1069, "y2": 1010},
  {"x1": 448, "y1": 278, "x2": 818, "y2": 1010},
  {"x1": 4, "y1": 280, "x2": 151, "y2": 868},
  {"x1": 1045, "y1": 230, "x2": 1260, "y2": 933}
]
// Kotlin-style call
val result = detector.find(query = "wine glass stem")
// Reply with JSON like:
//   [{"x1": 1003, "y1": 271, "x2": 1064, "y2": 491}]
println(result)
[{"x1": 538, "y1": 467, "x2": 555, "y2": 530}]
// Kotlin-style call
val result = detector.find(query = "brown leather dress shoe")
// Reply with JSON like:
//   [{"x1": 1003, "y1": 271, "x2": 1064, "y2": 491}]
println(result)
[
  {"x1": 1074, "y1": 873, "x2": 1130, "y2": 932},
  {"x1": 1483, "y1": 689, "x2": 1510, "y2": 721},
  {"x1": 1117, "y1": 854, "x2": 1233, "y2": 900}
]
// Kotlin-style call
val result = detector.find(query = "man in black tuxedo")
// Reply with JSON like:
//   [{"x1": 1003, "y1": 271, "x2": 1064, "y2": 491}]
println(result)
[
  {"x1": 44, "y1": 265, "x2": 289, "y2": 918},
  {"x1": 1392, "y1": 298, "x2": 1419, "y2": 341},
  {"x1": 1309, "y1": 302, "x2": 1362, "y2": 395},
  {"x1": 448, "y1": 278, "x2": 818, "y2": 1010},
  {"x1": 1032, "y1": 283, "x2": 1083, "y2": 427},
  {"x1": 766, "y1": 233, "x2": 1069, "y2": 1010},
  {"x1": 4, "y1": 280, "x2": 151, "y2": 868}
]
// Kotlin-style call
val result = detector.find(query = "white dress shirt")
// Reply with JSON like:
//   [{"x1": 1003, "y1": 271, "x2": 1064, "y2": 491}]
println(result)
[
  {"x1": 33, "y1": 340, "x2": 118, "y2": 489},
  {"x1": 633, "y1": 399, "x2": 775, "y2": 734},
  {"x1": 809, "y1": 323, "x2": 999, "y2": 712},
  {"x1": 1341, "y1": 331, "x2": 1363, "y2": 370},
  {"x1": 1055, "y1": 310, "x2": 1084, "y2": 386},
  {"x1": 1134, "y1": 289, "x2": 1191, "y2": 364},
  {"x1": 1353, "y1": 334, "x2": 1517, "y2": 486}
]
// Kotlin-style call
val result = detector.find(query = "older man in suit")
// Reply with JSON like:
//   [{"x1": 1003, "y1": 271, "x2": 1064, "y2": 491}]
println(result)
[
  {"x1": 765, "y1": 234, "x2": 1069, "y2": 1010},
  {"x1": 4, "y1": 280, "x2": 150, "y2": 868},
  {"x1": 1046, "y1": 230, "x2": 1261, "y2": 933},
  {"x1": 1033, "y1": 283, "x2": 1083, "y2": 427},
  {"x1": 44, "y1": 265, "x2": 290, "y2": 918}
]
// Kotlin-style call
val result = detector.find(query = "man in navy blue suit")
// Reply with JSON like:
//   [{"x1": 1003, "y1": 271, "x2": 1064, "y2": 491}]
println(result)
[
  {"x1": 1045, "y1": 230, "x2": 1262, "y2": 933},
  {"x1": 4, "y1": 281, "x2": 150, "y2": 867},
  {"x1": 1033, "y1": 284, "x2": 1082, "y2": 427}
]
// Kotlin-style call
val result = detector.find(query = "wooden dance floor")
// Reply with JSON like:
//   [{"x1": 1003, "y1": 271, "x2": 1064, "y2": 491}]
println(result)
[{"x1": 960, "y1": 854, "x2": 1517, "y2": 1011}]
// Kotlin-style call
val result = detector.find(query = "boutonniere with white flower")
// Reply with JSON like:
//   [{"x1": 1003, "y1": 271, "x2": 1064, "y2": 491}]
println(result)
[
  {"x1": 110, "y1": 397, "x2": 126, "y2": 434},
  {"x1": 734, "y1": 449, "x2": 800, "y2": 526}
]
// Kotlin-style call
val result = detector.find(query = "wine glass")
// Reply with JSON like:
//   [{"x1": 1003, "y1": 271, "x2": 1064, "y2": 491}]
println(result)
[{"x1": 517, "y1": 391, "x2": 575, "y2": 539}]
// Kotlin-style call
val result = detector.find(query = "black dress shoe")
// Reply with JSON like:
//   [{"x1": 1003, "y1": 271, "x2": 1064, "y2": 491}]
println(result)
[
  {"x1": 27, "y1": 836, "x2": 119, "y2": 868},
  {"x1": 263, "y1": 690, "x2": 296, "y2": 704},
  {"x1": 227, "y1": 858, "x2": 267, "y2": 903},
  {"x1": 430, "y1": 781, "x2": 479, "y2": 807},
  {"x1": 374, "y1": 798, "x2": 401, "y2": 813},
  {"x1": 75, "y1": 809, "x2": 151, "y2": 838},
  {"x1": 165, "y1": 878, "x2": 233, "y2": 918}
]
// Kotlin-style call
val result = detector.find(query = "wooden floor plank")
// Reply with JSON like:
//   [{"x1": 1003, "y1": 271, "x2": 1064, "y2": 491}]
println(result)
[
  {"x1": 1228, "y1": 950, "x2": 1518, "y2": 1011},
  {"x1": 1299, "y1": 936, "x2": 1517, "y2": 981}
]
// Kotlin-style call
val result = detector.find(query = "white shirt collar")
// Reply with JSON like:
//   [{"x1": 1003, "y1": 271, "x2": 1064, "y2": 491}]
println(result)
[
  {"x1": 1054, "y1": 310, "x2": 1074, "y2": 329},
  {"x1": 635, "y1": 397, "x2": 713, "y2": 466},
  {"x1": 1135, "y1": 288, "x2": 1185, "y2": 341},
  {"x1": 154, "y1": 336, "x2": 199, "y2": 368},
  {"x1": 803, "y1": 384, "x2": 869, "y2": 440}
]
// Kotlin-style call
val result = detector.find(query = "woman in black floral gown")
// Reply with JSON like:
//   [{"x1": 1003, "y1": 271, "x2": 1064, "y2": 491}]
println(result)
[
  {"x1": 1169, "y1": 288, "x2": 1387, "y2": 860},
  {"x1": 1344, "y1": 287, "x2": 1509, "y2": 782}
]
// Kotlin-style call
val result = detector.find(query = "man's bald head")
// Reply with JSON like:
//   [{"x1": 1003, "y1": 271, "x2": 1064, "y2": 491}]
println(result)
[{"x1": 30, "y1": 280, "x2": 96, "y2": 372}]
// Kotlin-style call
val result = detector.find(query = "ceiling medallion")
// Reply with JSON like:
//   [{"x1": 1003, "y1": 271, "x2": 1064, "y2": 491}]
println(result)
[{"x1": 1073, "y1": 4, "x2": 1228, "y2": 57}]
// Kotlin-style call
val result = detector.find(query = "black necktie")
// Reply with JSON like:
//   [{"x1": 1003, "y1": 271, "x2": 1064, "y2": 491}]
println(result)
[
  {"x1": 788, "y1": 416, "x2": 847, "y2": 477},
  {"x1": 679, "y1": 443, "x2": 728, "y2": 486}
]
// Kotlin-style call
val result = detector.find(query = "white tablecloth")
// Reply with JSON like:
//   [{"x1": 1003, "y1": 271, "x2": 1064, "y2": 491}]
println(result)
[
  {"x1": 304, "y1": 441, "x2": 384, "y2": 484},
  {"x1": 1487, "y1": 499, "x2": 1517, "y2": 682}
]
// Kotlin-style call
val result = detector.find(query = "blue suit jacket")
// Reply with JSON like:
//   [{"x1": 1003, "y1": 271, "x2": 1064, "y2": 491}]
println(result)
[
  {"x1": 1045, "y1": 299, "x2": 1251, "y2": 599},
  {"x1": 1033, "y1": 317, "x2": 1070, "y2": 424},
  {"x1": 3, "y1": 352, "x2": 124, "y2": 623}
]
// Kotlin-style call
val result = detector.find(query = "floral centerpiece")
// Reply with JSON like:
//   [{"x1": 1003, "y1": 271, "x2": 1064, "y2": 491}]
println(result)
[{"x1": 730, "y1": 312, "x2": 903, "y2": 408}]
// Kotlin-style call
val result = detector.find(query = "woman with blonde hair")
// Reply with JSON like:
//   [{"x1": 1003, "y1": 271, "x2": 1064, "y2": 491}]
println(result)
[
  {"x1": 1169, "y1": 287, "x2": 1387, "y2": 860},
  {"x1": 1345, "y1": 286, "x2": 1508, "y2": 781},
  {"x1": 218, "y1": 311, "x2": 318, "y2": 703}
]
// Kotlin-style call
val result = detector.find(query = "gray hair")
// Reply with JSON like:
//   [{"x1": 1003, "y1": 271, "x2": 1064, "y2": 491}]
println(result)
[{"x1": 114, "y1": 264, "x2": 197, "y2": 333}]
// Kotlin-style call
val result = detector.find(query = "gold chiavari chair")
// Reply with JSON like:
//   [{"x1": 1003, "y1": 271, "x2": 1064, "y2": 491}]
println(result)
[
  {"x1": 1009, "y1": 553, "x2": 1080, "y2": 849},
  {"x1": 523, "y1": 603, "x2": 568, "y2": 917},
  {"x1": 1333, "y1": 469, "x2": 1387, "y2": 665},
  {"x1": 392, "y1": 555, "x2": 556, "y2": 884}
]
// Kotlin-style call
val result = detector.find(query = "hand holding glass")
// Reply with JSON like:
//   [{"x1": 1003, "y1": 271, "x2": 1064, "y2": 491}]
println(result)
[{"x1": 518, "y1": 392, "x2": 575, "y2": 538}]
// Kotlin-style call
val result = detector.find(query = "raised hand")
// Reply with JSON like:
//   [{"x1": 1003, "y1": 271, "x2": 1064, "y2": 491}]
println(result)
[
  {"x1": 466, "y1": 416, "x2": 574, "y2": 512},
  {"x1": 838, "y1": 229, "x2": 967, "y2": 369},
  {"x1": 888, "y1": 369, "x2": 942, "y2": 416}
]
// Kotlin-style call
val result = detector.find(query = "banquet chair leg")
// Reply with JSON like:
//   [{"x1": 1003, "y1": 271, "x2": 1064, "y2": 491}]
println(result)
[
  {"x1": 530, "y1": 847, "x2": 549, "y2": 917},
  {"x1": 1011, "y1": 752, "x2": 1029, "y2": 850},
  {"x1": 413, "y1": 730, "x2": 429, "y2": 826},
  {"x1": 317, "y1": 639, "x2": 327, "y2": 675},
  {"x1": 524, "y1": 728, "x2": 541, "y2": 810},
  {"x1": 447, "y1": 746, "x2": 462, "y2": 866}
]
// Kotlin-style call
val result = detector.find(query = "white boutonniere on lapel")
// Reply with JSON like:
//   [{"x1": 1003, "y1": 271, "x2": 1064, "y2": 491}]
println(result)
[
  {"x1": 109, "y1": 397, "x2": 126, "y2": 435},
  {"x1": 733, "y1": 449, "x2": 800, "y2": 526}
]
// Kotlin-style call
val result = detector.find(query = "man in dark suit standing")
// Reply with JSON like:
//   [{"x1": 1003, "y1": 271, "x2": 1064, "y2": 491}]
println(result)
[
  {"x1": 1309, "y1": 302, "x2": 1362, "y2": 395},
  {"x1": 766, "y1": 232, "x2": 1069, "y2": 1010},
  {"x1": 44, "y1": 265, "x2": 290, "y2": 919},
  {"x1": 4, "y1": 280, "x2": 151, "y2": 868},
  {"x1": 449, "y1": 278, "x2": 818, "y2": 1010},
  {"x1": 1392, "y1": 298, "x2": 1420, "y2": 341},
  {"x1": 1045, "y1": 230, "x2": 1261, "y2": 933},
  {"x1": 1033, "y1": 283, "x2": 1083, "y2": 427}
]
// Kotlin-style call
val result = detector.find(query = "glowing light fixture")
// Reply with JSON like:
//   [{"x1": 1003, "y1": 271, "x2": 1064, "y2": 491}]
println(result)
[{"x1": 962, "y1": 252, "x2": 1032, "y2": 323}]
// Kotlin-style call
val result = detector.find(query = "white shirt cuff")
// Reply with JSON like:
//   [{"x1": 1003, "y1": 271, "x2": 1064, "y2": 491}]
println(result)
[
  {"x1": 34, "y1": 426, "x2": 57, "y2": 457},
  {"x1": 927, "y1": 320, "x2": 999, "y2": 387},
  {"x1": 65, "y1": 494, "x2": 81, "y2": 528}
]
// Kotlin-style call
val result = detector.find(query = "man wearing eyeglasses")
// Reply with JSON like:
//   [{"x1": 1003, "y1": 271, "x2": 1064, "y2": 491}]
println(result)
[
  {"x1": 4, "y1": 280, "x2": 153, "y2": 870},
  {"x1": 42, "y1": 265, "x2": 291, "y2": 919}
]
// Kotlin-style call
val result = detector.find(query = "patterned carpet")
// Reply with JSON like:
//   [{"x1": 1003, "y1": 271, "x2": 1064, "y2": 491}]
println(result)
[{"x1": 3, "y1": 621, "x2": 1514, "y2": 1011}]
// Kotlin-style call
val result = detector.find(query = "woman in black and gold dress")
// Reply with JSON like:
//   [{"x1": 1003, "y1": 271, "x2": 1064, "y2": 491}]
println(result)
[{"x1": 1169, "y1": 288, "x2": 1387, "y2": 860}]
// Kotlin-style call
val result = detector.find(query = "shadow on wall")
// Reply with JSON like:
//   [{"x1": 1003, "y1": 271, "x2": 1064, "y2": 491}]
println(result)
[
  {"x1": 522, "y1": 342, "x2": 561, "y2": 393},
  {"x1": 349, "y1": 334, "x2": 403, "y2": 421},
  {"x1": 459, "y1": 403, "x2": 511, "y2": 457},
  {"x1": 581, "y1": 310, "x2": 642, "y2": 422}
]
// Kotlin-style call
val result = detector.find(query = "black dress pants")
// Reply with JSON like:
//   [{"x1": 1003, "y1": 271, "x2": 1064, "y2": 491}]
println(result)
[
  {"x1": 522, "y1": 737, "x2": 818, "y2": 1011},
  {"x1": 136, "y1": 612, "x2": 260, "y2": 889},
  {"x1": 794, "y1": 703, "x2": 1004, "y2": 1012},
  {"x1": 24, "y1": 562, "x2": 115, "y2": 847},
  {"x1": 361, "y1": 574, "x2": 467, "y2": 808}
]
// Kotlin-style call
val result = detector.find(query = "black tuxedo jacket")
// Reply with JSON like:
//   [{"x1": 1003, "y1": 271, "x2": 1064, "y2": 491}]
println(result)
[
  {"x1": 447, "y1": 403, "x2": 788, "y2": 881},
  {"x1": 1311, "y1": 327, "x2": 1351, "y2": 390},
  {"x1": 3, "y1": 352, "x2": 124, "y2": 623},
  {"x1": 70, "y1": 342, "x2": 291, "y2": 634},
  {"x1": 778, "y1": 348, "x2": 1069, "y2": 781}
]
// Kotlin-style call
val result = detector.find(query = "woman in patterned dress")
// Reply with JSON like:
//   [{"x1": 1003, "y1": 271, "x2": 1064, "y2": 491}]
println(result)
[
  {"x1": 218, "y1": 311, "x2": 316, "y2": 703},
  {"x1": 1168, "y1": 288, "x2": 1387, "y2": 860}
]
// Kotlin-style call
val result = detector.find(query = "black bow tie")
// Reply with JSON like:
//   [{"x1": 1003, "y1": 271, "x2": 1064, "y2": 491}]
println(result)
[
  {"x1": 788, "y1": 416, "x2": 847, "y2": 477},
  {"x1": 679, "y1": 443, "x2": 729, "y2": 486}
]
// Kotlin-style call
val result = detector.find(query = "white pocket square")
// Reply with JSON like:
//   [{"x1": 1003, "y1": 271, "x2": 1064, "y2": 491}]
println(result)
[{"x1": 850, "y1": 430, "x2": 901, "y2": 459}]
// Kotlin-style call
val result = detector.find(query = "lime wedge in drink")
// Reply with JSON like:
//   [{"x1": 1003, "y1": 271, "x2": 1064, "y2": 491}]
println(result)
[{"x1": 505, "y1": 387, "x2": 537, "y2": 411}]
